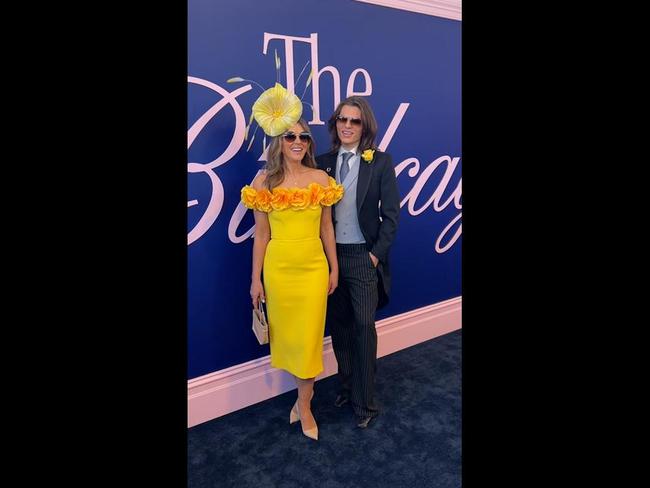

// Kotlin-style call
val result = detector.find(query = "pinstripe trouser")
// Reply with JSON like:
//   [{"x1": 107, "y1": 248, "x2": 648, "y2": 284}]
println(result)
[{"x1": 327, "y1": 243, "x2": 379, "y2": 418}]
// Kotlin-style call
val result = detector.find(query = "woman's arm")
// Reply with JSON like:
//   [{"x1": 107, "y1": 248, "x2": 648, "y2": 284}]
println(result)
[
  {"x1": 251, "y1": 209, "x2": 270, "y2": 307},
  {"x1": 316, "y1": 170, "x2": 339, "y2": 294},
  {"x1": 250, "y1": 174, "x2": 271, "y2": 307},
  {"x1": 320, "y1": 205, "x2": 339, "y2": 295}
]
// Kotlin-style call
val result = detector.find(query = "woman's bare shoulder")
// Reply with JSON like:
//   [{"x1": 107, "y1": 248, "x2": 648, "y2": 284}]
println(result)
[
  {"x1": 251, "y1": 171, "x2": 268, "y2": 190},
  {"x1": 309, "y1": 168, "x2": 330, "y2": 186}
]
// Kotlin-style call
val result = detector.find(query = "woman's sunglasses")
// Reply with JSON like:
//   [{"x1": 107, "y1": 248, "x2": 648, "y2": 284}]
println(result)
[
  {"x1": 282, "y1": 132, "x2": 312, "y2": 143},
  {"x1": 336, "y1": 115, "x2": 362, "y2": 126}
]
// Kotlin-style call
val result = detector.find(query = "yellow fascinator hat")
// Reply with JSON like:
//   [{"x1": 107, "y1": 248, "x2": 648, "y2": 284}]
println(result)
[
  {"x1": 251, "y1": 83, "x2": 302, "y2": 137},
  {"x1": 228, "y1": 50, "x2": 311, "y2": 149}
]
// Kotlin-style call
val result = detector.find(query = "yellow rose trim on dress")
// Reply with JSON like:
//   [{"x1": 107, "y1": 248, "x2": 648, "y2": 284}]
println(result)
[
  {"x1": 240, "y1": 178, "x2": 343, "y2": 212},
  {"x1": 240, "y1": 186, "x2": 257, "y2": 209},
  {"x1": 320, "y1": 177, "x2": 344, "y2": 206},
  {"x1": 361, "y1": 149, "x2": 375, "y2": 163}
]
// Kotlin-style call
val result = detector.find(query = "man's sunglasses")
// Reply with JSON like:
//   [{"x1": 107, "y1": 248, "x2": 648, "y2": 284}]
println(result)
[
  {"x1": 282, "y1": 132, "x2": 312, "y2": 143},
  {"x1": 336, "y1": 115, "x2": 362, "y2": 126}
]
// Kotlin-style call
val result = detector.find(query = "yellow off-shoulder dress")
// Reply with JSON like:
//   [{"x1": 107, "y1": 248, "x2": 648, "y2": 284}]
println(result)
[{"x1": 241, "y1": 177, "x2": 344, "y2": 378}]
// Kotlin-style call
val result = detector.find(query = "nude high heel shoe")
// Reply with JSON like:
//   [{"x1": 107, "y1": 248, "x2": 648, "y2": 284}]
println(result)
[
  {"x1": 289, "y1": 402, "x2": 300, "y2": 424},
  {"x1": 289, "y1": 390, "x2": 314, "y2": 424},
  {"x1": 289, "y1": 391, "x2": 317, "y2": 440},
  {"x1": 295, "y1": 402, "x2": 318, "y2": 440}
]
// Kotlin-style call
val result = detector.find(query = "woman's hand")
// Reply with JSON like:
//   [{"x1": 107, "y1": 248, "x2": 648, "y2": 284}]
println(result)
[
  {"x1": 327, "y1": 270, "x2": 338, "y2": 295},
  {"x1": 250, "y1": 280, "x2": 265, "y2": 308}
]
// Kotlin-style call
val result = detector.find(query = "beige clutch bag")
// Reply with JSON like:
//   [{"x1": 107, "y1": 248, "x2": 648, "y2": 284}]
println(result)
[{"x1": 252, "y1": 301, "x2": 269, "y2": 345}]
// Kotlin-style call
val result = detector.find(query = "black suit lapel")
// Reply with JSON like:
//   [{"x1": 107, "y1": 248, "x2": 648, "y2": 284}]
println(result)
[
  {"x1": 356, "y1": 156, "x2": 373, "y2": 212},
  {"x1": 320, "y1": 151, "x2": 337, "y2": 177}
]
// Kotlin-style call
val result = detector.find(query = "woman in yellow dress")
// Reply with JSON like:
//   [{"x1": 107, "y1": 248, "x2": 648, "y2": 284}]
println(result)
[{"x1": 241, "y1": 117, "x2": 343, "y2": 441}]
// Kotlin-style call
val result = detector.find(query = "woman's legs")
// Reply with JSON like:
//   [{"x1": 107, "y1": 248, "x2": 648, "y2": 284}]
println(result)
[{"x1": 295, "y1": 376, "x2": 317, "y2": 433}]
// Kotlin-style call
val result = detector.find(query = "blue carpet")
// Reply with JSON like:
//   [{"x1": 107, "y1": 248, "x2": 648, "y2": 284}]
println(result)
[{"x1": 188, "y1": 329, "x2": 461, "y2": 487}]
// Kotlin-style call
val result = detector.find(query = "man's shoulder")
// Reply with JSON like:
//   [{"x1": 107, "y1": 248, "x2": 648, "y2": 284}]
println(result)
[
  {"x1": 315, "y1": 150, "x2": 337, "y2": 166},
  {"x1": 372, "y1": 149, "x2": 391, "y2": 159},
  {"x1": 369, "y1": 150, "x2": 392, "y2": 166}
]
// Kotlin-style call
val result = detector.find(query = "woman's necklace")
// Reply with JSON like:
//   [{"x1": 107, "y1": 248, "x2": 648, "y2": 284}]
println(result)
[{"x1": 287, "y1": 168, "x2": 301, "y2": 187}]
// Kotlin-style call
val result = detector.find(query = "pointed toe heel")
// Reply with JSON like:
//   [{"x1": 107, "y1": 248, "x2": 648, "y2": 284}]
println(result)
[
  {"x1": 303, "y1": 426, "x2": 318, "y2": 440},
  {"x1": 289, "y1": 402, "x2": 299, "y2": 424}
]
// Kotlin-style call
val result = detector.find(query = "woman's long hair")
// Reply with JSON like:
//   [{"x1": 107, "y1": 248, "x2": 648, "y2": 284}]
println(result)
[
  {"x1": 327, "y1": 96, "x2": 378, "y2": 153},
  {"x1": 264, "y1": 119, "x2": 317, "y2": 190}
]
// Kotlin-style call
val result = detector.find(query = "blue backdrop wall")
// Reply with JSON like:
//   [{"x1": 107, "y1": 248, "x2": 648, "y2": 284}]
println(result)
[{"x1": 188, "y1": 0, "x2": 461, "y2": 380}]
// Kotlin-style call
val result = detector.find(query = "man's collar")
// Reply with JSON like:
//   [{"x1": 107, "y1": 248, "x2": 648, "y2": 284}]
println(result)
[{"x1": 338, "y1": 145, "x2": 359, "y2": 156}]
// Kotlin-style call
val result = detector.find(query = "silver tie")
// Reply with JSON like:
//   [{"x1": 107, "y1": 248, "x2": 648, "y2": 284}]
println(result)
[{"x1": 339, "y1": 151, "x2": 353, "y2": 182}]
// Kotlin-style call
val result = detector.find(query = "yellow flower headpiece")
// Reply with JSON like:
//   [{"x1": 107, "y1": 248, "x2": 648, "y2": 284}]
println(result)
[
  {"x1": 227, "y1": 50, "x2": 313, "y2": 151},
  {"x1": 251, "y1": 83, "x2": 302, "y2": 137}
]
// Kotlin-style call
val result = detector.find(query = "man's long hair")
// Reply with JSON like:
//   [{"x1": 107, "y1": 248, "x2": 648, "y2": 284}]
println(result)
[{"x1": 327, "y1": 96, "x2": 378, "y2": 153}]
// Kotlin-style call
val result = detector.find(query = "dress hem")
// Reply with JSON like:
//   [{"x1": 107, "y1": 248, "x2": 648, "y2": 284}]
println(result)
[{"x1": 271, "y1": 361, "x2": 323, "y2": 379}]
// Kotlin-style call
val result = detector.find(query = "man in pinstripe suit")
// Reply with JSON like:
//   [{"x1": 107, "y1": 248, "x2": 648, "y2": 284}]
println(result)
[{"x1": 316, "y1": 96, "x2": 400, "y2": 428}]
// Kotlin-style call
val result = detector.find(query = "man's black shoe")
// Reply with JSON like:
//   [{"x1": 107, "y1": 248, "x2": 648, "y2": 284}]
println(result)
[{"x1": 357, "y1": 415, "x2": 375, "y2": 429}]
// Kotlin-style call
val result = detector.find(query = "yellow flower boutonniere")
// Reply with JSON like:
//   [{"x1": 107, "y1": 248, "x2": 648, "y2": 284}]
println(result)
[{"x1": 361, "y1": 149, "x2": 375, "y2": 163}]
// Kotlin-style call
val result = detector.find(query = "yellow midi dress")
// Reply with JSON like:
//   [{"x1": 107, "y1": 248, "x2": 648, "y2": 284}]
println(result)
[{"x1": 241, "y1": 177, "x2": 344, "y2": 378}]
